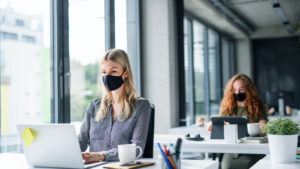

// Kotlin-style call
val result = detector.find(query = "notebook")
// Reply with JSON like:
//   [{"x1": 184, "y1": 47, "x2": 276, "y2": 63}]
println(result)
[{"x1": 17, "y1": 124, "x2": 106, "y2": 168}]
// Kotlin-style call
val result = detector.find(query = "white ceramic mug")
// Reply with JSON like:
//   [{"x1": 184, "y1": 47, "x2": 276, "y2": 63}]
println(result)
[
  {"x1": 247, "y1": 123, "x2": 260, "y2": 136},
  {"x1": 118, "y1": 144, "x2": 142, "y2": 163}
]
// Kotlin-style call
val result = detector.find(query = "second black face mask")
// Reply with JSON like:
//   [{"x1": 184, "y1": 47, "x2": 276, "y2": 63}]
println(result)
[
  {"x1": 102, "y1": 71, "x2": 125, "y2": 91},
  {"x1": 234, "y1": 93, "x2": 247, "y2": 102}
]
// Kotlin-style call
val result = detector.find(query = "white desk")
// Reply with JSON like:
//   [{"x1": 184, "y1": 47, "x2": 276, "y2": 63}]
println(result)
[
  {"x1": 155, "y1": 134, "x2": 269, "y2": 154},
  {"x1": 251, "y1": 156, "x2": 300, "y2": 169},
  {"x1": 169, "y1": 126, "x2": 210, "y2": 139},
  {"x1": 0, "y1": 153, "x2": 218, "y2": 169}
]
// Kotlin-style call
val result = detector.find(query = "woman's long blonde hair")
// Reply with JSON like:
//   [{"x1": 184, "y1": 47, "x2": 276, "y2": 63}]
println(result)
[
  {"x1": 220, "y1": 74, "x2": 266, "y2": 122},
  {"x1": 96, "y1": 49, "x2": 138, "y2": 121}
]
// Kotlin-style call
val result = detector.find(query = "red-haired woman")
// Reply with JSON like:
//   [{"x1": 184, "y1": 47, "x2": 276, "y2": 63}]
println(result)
[{"x1": 208, "y1": 74, "x2": 268, "y2": 169}]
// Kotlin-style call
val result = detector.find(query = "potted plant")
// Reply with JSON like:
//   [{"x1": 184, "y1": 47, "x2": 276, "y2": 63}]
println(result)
[{"x1": 263, "y1": 116, "x2": 299, "y2": 163}]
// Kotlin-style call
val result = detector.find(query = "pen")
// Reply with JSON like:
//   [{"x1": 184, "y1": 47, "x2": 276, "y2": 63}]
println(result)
[
  {"x1": 120, "y1": 161, "x2": 142, "y2": 166},
  {"x1": 175, "y1": 138, "x2": 182, "y2": 160},
  {"x1": 168, "y1": 144, "x2": 178, "y2": 169},
  {"x1": 157, "y1": 142, "x2": 173, "y2": 169},
  {"x1": 163, "y1": 144, "x2": 169, "y2": 155}
]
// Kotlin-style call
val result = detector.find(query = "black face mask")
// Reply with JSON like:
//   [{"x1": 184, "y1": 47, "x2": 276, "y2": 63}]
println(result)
[
  {"x1": 234, "y1": 93, "x2": 247, "y2": 102},
  {"x1": 102, "y1": 71, "x2": 125, "y2": 91}
]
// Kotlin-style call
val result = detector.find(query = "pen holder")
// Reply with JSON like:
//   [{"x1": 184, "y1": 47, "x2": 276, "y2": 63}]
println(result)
[{"x1": 159, "y1": 153, "x2": 180, "y2": 169}]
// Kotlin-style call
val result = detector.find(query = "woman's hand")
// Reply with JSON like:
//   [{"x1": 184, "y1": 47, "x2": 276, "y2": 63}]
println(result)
[
  {"x1": 259, "y1": 120, "x2": 267, "y2": 130},
  {"x1": 207, "y1": 122, "x2": 212, "y2": 132},
  {"x1": 82, "y1": 152, "x2": 105, "y2": 164},
  {"x1": 258, "y1": 120, "x2": 267, "y2": 136}
]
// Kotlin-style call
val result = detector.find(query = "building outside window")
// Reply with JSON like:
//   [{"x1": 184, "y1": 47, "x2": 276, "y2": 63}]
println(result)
[
  {"x1": 0, "y1": 0, "x2": 140, "y2": 153},
  {"x1": 15, "y1": 19, "x2": 24, "y2": 27},
  {"x1": 69, "y1": 0, "x2": 105, "y2": 129},
  {"x1": 0, "y1": 0, "x2": 51, "y2": 152}
]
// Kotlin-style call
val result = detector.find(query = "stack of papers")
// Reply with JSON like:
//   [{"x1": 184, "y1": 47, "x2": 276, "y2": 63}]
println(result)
[{"x1": 240, "y1": 137, "x2": 268, "y2": 143}]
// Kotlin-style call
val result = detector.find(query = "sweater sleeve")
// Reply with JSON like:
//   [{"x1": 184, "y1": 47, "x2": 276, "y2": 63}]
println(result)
[
  {"x1": 130, "y1": 99, "x2": 151, "y2": 157},
  {"x1": 78, "y1": 101, "x2": 94, "y2": 152}
]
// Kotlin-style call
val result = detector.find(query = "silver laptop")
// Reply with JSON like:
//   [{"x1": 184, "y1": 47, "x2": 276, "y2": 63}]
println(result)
[{"x1": 17, "y1": 124, "x2": 106, "y2": 168}]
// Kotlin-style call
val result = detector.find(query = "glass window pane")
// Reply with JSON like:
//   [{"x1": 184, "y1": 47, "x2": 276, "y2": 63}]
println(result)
[
  {"x1": 193, "y1": 21, "x2": 205, "y2": 118},
  {"x1": 183, "y1": 18, "x2": 191, "y2": 124},
  {"x1": 115, "y1": 0, "x2": 127, "y2": 51},
  {"x1": 69, "y1": 0, "x2": 105, "y2": 129},
  {"x1": 0, "y1": 0, "x2": 51, "y2": 152},
  {"x1": 208, "y1": 29, "x2": 219, "y2": 115}
]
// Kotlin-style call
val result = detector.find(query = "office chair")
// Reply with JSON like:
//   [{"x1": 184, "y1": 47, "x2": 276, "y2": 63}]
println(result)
[{"x1": 142, "y1": 104, "x2": 155, "y2": 158}]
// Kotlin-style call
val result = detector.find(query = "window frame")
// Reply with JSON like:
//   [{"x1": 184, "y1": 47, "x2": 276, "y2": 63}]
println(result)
[
  {"x1": 0, "y1": 0, "x2": 142, "y2": 153},
  {"x1": 50, "y1": 0, "x2": 70, "y2": 123},
  {"x1": 180, "y1": 12, "x2": 235, "y2": 125}
]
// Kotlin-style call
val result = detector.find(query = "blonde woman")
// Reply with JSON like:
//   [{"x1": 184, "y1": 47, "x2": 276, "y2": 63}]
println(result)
[{"x1": 78, "y1": 49, "x2": 151, "y2": 163}]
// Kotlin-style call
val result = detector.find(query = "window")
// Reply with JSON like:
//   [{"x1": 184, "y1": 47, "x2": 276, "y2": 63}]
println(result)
[
  {"x1": 0, "y1": 32, "x2": 18, "y2": 40},
  {"x1": 1, "y1": 16, "x2": 5, "y2": 23},
  {"x1": 182, "y1": 15, "x2": 228, "y2": 125},
  {"x1": 22, "y1": 35, "x2": 36, "y2": 43},
  {"x1": 208, "y1": 29, "x2": 221, "y2": 115},
  {"x1": 115, "y1": 0, "x2": 127, "y2": 50},
  {"x1": 193, "y1": 21, "x2": 206, "y2": 119},
  {"x1": 69, "y1": 0, "x2": 141, "y2": 128},
  {"x1": 0, "y1": 0, "x2": 51, "y2": 152},
  {"x1": 184, "y1": 17, "x2": 193, "y2": 125},
  {"x1": 15, "y1": 19, "x2": 24, "y2": 27},
  {"x1": 69, "y1": 0, "x2": 105, "y2": 125},
  {"x1": 0, "y1": 0, "x2": 141, "y2": 153}
]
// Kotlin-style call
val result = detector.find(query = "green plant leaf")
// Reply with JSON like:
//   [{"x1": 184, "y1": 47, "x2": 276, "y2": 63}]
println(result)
[{"x1": 262, "y1": 116, "x2": 299, "y2": 135}]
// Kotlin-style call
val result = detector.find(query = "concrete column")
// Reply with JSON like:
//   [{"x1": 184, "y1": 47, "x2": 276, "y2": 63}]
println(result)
[{"x1": 141, "y1": 0, "x2": 179, "y2": 134}]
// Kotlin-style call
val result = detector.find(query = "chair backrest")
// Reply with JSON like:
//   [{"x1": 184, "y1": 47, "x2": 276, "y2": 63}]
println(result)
[{"x1": 143, "y1": 104, "x2": 155, "y2": 158}]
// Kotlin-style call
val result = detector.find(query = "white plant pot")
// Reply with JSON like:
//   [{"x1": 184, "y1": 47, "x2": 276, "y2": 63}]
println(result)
[{"x1": 268, "y1": 134, "x2": 298, "y2": 163}]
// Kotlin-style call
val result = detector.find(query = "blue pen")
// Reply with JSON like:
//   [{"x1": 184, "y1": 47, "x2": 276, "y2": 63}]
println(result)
[
  {"x1": 157, "y1": 142, "x2": 173, "y2": 169},
  {"x1": 120, "y1": 161, "x2": 142, "y2": 166}
]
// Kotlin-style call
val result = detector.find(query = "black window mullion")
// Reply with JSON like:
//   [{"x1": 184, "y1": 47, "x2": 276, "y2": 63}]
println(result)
[
  {"x1": 51, "y1": 0, "x2": 70, "y2": 123},
  {"x1": 177, "y1": 0, "x2": 185, "y2": 126},
  {"x1": 105, "y1": 0, "x2": 115, "y2": 50}
]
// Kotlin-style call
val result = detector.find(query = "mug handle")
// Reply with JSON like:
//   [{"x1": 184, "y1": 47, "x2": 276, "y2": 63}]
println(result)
[{"x1": 136, "y1": 146, "x2": 143, "y2": 159}]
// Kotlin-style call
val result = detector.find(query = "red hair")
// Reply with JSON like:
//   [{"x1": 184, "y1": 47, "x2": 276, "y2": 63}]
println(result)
[{"x1": 220, "y1": 74, "x2": 266, "y2": 122}]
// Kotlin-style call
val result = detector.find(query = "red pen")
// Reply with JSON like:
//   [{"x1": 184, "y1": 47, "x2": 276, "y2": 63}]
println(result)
[
  {"x1": 163, "y1": 144, "x2": 169, "y2": 155},
  {"x1": 164, "y1": 144, "x2": 177, "y2": 169}
]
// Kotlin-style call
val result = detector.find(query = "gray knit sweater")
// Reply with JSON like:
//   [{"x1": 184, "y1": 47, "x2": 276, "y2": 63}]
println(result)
[{"x1": 78, "y1": 97, "x2": 151, "y2": 161}]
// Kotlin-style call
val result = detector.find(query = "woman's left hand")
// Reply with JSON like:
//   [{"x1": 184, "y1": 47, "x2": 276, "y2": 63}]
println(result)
[{"x1": 82, "y1": 152, "x2": 105, "y2": 164}]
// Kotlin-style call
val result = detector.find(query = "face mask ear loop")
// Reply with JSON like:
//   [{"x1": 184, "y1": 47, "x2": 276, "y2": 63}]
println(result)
[{"x1": 120, "y1": 69, "x2": 126, "y2": 76}]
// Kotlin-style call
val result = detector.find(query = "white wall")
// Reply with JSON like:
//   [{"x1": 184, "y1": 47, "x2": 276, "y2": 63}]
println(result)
[
  {"x1": 141, "y1": 0, "x2": 179, "y2": 134},
  {"x1": 235, "y1": 38, "x2": 253, "y2": 78}
]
